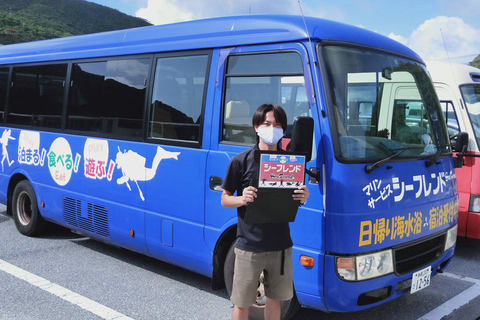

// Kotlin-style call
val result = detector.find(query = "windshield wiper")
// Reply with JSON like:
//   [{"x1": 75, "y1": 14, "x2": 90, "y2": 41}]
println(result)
[
  {"x1": 365, "y1": 148, "x2": 407, "y2": 174},
  {"x1": 425, "y1": 150, "x2": 441, "y2": 168},
  {"x1": 425, "y1": 144, "x2": 449, "y2": 168}
]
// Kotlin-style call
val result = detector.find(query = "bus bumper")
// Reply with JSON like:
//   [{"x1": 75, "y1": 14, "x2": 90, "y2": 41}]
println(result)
[{"x1": 319, "y1": 246, "x2": 455, "y2": 312}]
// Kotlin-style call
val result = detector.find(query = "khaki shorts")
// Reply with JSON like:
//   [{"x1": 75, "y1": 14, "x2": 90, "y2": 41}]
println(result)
[{"x1": 230, "y1": 247, "x2": 293, "y2": 308}]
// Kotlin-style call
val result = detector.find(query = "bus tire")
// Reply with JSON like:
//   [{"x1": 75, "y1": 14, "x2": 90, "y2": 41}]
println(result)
[
  {"x1": 12, "y1": 180, "x2": 47, "y2": 236},
  {"x1": 223, "y1": 244, "x2": 300, "y2": 320}
]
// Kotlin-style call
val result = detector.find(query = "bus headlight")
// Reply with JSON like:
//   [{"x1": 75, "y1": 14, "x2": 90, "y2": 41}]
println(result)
[
  {"x1": 444, "y1": 225, "x2": 457, "y2": 251},
  {"x1": 336, "y1": 249, "x2": 394, "y2": 281}
]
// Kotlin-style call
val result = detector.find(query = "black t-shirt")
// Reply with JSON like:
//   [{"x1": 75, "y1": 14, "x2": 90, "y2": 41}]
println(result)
[{"x1": 221, "y1": 145, "x2": 293, "y2": 252}]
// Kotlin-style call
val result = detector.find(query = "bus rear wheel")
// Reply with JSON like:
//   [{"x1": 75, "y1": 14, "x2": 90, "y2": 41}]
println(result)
[
  {"x1": 223, "y1": 244, "x2": 300, "y2": 320},
  {"x1": 12, "y1": 180, "x2": 47, "y2": 236}
]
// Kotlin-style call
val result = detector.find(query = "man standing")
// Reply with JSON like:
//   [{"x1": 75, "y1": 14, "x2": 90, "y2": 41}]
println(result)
[{"x1": 221, "y1": 103, "x2": 309, "y2": 320}]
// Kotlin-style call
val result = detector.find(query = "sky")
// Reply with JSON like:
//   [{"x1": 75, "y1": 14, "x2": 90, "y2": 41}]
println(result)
[{"x1": 86, "y1": 0, "x2": 480, "y2": 64}]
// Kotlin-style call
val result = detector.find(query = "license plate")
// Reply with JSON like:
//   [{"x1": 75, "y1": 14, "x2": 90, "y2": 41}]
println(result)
[{"x1": 410, "y1": 266, "x2": 431, "y2": 294}]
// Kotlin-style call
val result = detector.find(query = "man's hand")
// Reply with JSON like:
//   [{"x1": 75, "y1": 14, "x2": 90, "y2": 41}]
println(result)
[
  {"x1": 293, "y1": 185, "x2": 309, "y2": 205},
  {"x1": 242, "y1": 186, "x2": 258, "y2": 206}
]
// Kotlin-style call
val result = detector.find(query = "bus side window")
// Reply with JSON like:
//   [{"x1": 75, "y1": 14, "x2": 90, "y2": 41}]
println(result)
[
  {"x1": 8, "y1": 64, "x2": 67, "y2": 129},
  {"x1": 441, "y1": 101, "x2": 460, "y2": 137},
  {"x1": 347, "y1": 101, "x2": 365, "y2": 136},
  {"x1": 148, "y1": 54, "x2": 209, "y2": 142},
  {"x1": 391, "y1": 103, "x2": 415, "y2": 143},
  {"x1": 67, "y1": 58, "x2": 150, "y2": 137},
  {"x1": 0, "y1": 67, "x2": 9, "y2": 123},
  {"x1": 223, "y1": 100, "x2": 254, "y2": 143},
  {"x1": 222, "y1": 51, "x2": 305, "y2": 144}
]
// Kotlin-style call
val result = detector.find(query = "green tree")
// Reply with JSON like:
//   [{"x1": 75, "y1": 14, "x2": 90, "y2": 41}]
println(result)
[
  {"x1": 0, "y1": 0, "x2": 151, "y2": 45},
  {"x1": 470, "y1": 55, "x2": 480, "y2": 69}
]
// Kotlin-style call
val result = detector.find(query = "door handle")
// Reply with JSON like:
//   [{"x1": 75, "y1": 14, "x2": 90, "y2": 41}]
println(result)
[
  {"x1": 209, "y1": 176, "x2": 224, "y2": 192},
  {"x1": 307, "y1": 167, "x2": 320, "y2": 184}
]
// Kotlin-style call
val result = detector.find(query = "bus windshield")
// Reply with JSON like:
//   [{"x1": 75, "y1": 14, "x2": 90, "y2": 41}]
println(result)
[
  {"x1": 321, "y1": 45, "x2": 449, "y2": 162},
  {"x1": 460, "y1": 84, "x2": 480, "y2": 148}
]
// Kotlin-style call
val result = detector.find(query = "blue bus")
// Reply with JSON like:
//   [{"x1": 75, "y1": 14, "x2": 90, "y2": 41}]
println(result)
[{"x1": 0, "y1": 15, "x2": 464, "y2": 319}]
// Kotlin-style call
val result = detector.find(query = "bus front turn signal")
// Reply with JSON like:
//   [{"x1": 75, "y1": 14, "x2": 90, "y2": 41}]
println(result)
[{"x1": 300, "y1": 255, "x2": 314, "y2": 267}]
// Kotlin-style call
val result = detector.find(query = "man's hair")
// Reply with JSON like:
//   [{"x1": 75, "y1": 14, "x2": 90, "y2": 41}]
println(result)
[{"x1": 252, "y1": 103, "x2": 287, "y2": 132}]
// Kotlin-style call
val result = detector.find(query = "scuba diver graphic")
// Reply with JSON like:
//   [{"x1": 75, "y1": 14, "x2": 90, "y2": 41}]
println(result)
[
  {"x1": 0, "y1": 129, "x2": 15, "y2": 171},
  {"x1": 115, "y1": 146, "x2": 180, "y2": 201}
]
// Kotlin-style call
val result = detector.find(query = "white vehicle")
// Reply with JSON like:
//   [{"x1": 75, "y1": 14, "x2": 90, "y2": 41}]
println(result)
[{"x1": 427, "y1": 61, "x2": 480, "y2": 239}]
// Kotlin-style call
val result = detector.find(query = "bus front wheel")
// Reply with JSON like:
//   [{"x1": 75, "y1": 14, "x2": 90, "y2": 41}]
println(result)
[
  {"x1": 223, "y1": 244, "x2": 300, "y2": 320},
  {"x1": 12, "y1": 180, "x2": 47, "y2": 236}
]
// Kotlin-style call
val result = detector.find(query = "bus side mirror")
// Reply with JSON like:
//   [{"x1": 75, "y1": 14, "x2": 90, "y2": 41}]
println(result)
[
  {"x1": 288, "y1": 116, "x2": 314, "y2": 162},
  {"x1": 453, "y1": 132, "x2": 468, "y2": 168}
]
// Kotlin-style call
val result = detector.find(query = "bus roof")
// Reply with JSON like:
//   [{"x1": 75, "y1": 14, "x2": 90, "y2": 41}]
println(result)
[
  {"x1": 0, "y1": 14, "x2": 421, "y2": 65},
  {"x1": 427, "y1": 61, "x2": 480, "y2": 86}
]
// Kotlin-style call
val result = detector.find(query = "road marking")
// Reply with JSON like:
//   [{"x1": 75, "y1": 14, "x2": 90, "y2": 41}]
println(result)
[
  {"x1": 418, "y1": 272, "x2": 480, "y2": 320},
  {"x1": 0, "y1": 258, "x2": 134, "y2": 320}
]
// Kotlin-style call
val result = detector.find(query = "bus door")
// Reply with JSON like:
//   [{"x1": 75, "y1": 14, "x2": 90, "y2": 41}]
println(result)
[
  {"x1": 204, "y1": 43, "x2": 326, "y2": 297},
  {"x1": 436, "y1": 82, "x2": 479, "y2": 237},
  {"x1": 435, "y1": 84, "x2": 469, "y2": 235}
]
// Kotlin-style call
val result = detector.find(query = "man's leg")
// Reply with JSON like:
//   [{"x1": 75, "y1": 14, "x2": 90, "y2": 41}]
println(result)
[
  {"x1": 232, "y1": 305, "x2": 249, "y2": 320},
  {"x1": 264, "y1": 297, "x2": 281, "y2": 320},
  {"x1": 231, "y1": 249, "x2": 265, "y2": 320}
]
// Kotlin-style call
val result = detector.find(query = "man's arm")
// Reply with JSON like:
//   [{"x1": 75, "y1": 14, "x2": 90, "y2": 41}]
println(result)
[{"x1": 221, "y1": 186, "x2": 257, "y2": 208}]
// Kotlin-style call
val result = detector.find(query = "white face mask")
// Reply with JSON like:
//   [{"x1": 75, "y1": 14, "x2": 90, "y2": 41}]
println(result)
[{"x1": 257, "y1": 126, "x2": 284, "y2": 146}]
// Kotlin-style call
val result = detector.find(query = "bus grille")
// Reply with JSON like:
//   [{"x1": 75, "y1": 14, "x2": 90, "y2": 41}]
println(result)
[
  {"x1": 63, "y1": 197, "x2": 110, "y2": 238},
  {"x1": 393, "y1": 234, "x2": 445, "y2": 275}
]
